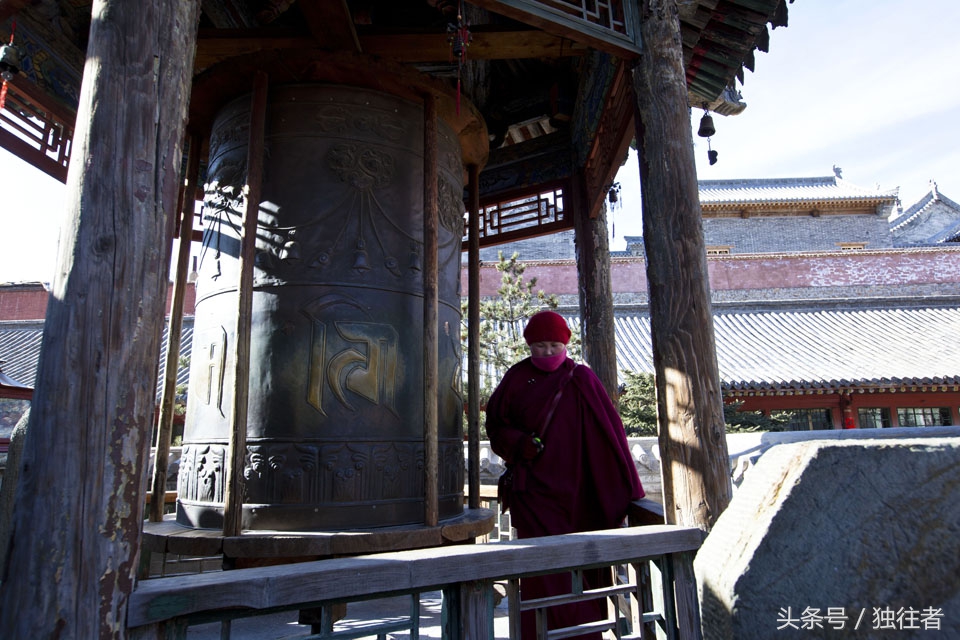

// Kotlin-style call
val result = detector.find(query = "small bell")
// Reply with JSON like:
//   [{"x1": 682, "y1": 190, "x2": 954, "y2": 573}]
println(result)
[
  {"x1": 352, "y1": 249, "x2": 370, "y2": 273},
  {"x1": 697, "y1": 111, "x2": 715, "y2": 138},
  {"x1": 279, "y1": 239, "x2": 301, "y2": 263},
  {"x1": 408, "y1": 247, "x2": 422, "y2": 272},
  {"x1": 0, "y1": 44, "x2": 21, "y2": 82}
]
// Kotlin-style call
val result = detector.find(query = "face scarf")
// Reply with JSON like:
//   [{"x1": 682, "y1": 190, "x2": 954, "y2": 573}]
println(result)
[{"x1": 531, "y1": 350, "x2": 566, "y2": 372}]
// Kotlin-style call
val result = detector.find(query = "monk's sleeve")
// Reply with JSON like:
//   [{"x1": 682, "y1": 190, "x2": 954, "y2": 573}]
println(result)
[
  {"x1": 576, "y1": 367, "x2": 645, "y2": 510},
  {"x1": 485, "y1": 366, "x2": 529, "y2": 463}
]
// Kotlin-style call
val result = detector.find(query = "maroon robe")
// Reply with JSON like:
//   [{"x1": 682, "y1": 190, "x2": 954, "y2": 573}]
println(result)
[{"x1": 486, "y1": 357, "x2": 643, "y2": 638}]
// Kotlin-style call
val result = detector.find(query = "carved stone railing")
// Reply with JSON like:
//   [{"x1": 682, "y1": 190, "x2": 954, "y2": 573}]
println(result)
[{"x1": 128, "y1": 524, "x2": 703, "y2": 639}]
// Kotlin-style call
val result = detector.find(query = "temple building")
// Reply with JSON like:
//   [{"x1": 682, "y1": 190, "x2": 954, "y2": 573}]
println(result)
[{"x1": 472, "y1": 174, "x2": 960, "y2": 429}]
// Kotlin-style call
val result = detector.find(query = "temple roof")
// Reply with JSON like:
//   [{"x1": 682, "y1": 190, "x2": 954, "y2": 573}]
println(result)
[
  {"x1": 698, "y1": 174, "x2": 899, "y2": 209},
  {"x1": 4, "y1": 304, "x2": 959, "y2": 396},
  {"x1": 888, "y1": 182, "x2": 960, "y2": 245},
  {"x1": 613, "y1": 306, "x2": 960, "y2": 394}
]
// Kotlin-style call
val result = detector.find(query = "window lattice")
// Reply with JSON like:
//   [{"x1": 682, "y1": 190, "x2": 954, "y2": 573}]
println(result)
[
  {"x1": 0, "y1": 85, "x2": 72, "y2": 181},
  {"x1": 897, "y1": 407, "x2": 952, "y2": 427},
  {"x1": 474, "y1": 187, "x2": 565, "y2": 242}
]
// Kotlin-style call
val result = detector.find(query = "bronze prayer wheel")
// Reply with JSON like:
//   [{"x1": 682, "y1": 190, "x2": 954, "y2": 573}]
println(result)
[{"x1": 177, "y1": 84, "x2": 466, "y2": 531}]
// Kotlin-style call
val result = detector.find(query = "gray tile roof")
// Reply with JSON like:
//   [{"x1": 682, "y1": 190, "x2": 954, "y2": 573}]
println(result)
[
  {"x1": 698, "y1": 175, "x2": 898, "y2": 207},
  {"x1": 0, "y1": 320, "x2": 193, "y2": 400},
  {"x1": 888, "y1": 187, "x2": 960, "y2": 244},
  {"x1": 0, "y1": 321, "x2": 44, "y2": 388},
  {"x1": 3, "y1": 308, "x2": 958, "y2": 398},
  {"x1": 614, "y1": 306, "x2": 960, "y2": 392}
]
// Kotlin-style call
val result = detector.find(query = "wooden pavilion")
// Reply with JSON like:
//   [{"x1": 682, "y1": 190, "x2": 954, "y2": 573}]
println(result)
[{"x1": 0, "y1": 1, "x2": 792, "y2": 637}]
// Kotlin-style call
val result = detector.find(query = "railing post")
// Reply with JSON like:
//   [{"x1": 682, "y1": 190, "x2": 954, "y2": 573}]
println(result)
[
  {"x1": 468, "y1": 580, "x2": 497, "y2": 640},
  {"x1": 671, "y1": 551, "x2": 702, "y2": 639}
]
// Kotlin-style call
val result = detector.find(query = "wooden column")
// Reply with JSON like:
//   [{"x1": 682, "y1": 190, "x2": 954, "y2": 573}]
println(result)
[
  {"x1": 571, "y1": 172, "x2": 620, "y2": 402},
  {"x1": 633, "y1": 0, "x2": 732, "y2": 531},
  {"x1": 222, "y1": 71, "x2": 269, "y2": 538},
  {"x1": 466, "y1": 164, "x2": 481, "y2": 510},
  {"x1": 149, "y1": 133, "x2": 201, "y2": 523},
  {"x1": 0, "y1": 1, "x2": 200, "y2": 636},
  {"x1": 422, "y1": 92, "x2": 439, "y2": 527}
]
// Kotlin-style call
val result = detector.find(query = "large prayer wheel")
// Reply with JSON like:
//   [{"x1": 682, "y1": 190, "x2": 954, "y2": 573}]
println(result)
[{"x1": 176, "y1": 83, "x2": 468, "y2": 531}]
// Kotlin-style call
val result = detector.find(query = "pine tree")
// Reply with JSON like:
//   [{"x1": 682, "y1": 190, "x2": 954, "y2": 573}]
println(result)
[{"x1": 461, "y1": 251, "x2": 579, "y2": 413}]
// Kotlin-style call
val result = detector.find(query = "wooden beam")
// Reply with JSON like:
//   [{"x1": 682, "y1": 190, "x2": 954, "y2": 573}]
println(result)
[
  {"x1": 194, "y1": 27, "x2": 587, "y2": 70},
  {"x1": 359, "y1": 27, "x2": 589, "y2": 60},
  {"x1": 193, "y1": 30, "x2": 315, "y2": 71},
  {"x1": 298, "y1": 0, "x2": 361, "y2": 52},
  {"x1": 0, "y1": 1, "x2": 200, "y2": 636},
  {"x1": 582, "y1": 58, "x2": 635, "y2": 219}
]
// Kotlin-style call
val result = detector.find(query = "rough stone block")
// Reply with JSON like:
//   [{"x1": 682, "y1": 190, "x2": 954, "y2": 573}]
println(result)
[{"x1": 695, "y1": 438, "x2": 960, "y2": 638}]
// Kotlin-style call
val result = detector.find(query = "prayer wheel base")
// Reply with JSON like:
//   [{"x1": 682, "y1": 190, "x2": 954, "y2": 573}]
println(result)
[{"x1": 142, "y1": 508, "x2": 496, "y2": 561}]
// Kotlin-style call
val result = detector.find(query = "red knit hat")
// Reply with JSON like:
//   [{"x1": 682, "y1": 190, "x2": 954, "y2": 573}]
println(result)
[{"x1": 523, "y1": 310, "x2": 571, "y2": 345}]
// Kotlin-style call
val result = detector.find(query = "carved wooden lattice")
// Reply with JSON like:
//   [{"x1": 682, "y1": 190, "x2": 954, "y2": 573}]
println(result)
[
  {"x1": 474, "y1": 0, "x2": 641, "y2": 56},
  {"x1": 471, "y1": 185, "x2": 570, "y2": 247},
  {"x1": 539, "y1": 0, "x2": 629, "y2": 35},
  {"x1": 0, "y1": 82, "x2": 72, "y2": 183}
]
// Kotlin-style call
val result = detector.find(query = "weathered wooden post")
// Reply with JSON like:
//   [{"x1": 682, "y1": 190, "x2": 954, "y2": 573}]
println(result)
[
  {"x1": 633, "y1": 0, "x2": 732, "y2": 531},
  {"x1": 466, "y1": 163, "x2": 482, "y2": 510},
  {"x1": 150, "y1": 133, "x2": 201, "y2": 523},
  {"x1": 222, "y1": 70, "x2": 269, "y2": 538},
  {"x1": 0, "y1": 1, "x2": 200, "y2": 636},
  {"x1": 423, "y1": 91, "x2": 440, "y2": 528},
  {"x1": 572, "y1": 173, "x2": 620, "y2": 402}
]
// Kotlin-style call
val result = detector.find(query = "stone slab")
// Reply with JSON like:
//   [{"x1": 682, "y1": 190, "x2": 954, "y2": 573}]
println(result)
[{"x1": 695, "y1": 437, "x2": 960, "y2": 639}]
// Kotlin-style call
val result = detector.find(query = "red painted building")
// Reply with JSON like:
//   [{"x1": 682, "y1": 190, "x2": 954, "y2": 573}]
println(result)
[{"x1": 466, "y1": 175, "x2": 960, "y2": 430}]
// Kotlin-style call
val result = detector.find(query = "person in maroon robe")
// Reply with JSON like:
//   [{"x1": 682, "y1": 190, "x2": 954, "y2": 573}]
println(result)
[{"x1": 485, "y1": 310, "x2": 644, "y2": 639}]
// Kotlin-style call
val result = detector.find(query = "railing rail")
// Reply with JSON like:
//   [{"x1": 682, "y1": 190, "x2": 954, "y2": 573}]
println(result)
[{"x1": 129, "y1": 524, "x2": 703, "y2": 639}]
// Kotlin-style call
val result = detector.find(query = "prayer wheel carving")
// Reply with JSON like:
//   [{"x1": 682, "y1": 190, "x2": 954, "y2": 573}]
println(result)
[{"x1": 177, "y1": 84, "x2": 466, "y2": 531}]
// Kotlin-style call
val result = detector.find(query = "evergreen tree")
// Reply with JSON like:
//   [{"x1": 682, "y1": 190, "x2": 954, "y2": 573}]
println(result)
[
  {"x1": 618, "y1": 369, "x2": 791, "y2": 435},
  {"x1": 461, "y1": 251, "x2": 579, "y2": 416},
  {"x1": 617, "y1": 370, "x2": 659, "y2": 436}
]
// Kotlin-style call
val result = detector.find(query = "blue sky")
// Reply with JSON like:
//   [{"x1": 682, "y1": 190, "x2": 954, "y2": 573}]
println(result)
[
  {"x1": 610, "y1": 0, "x2": 960, "y2": 248},
  {"x1": 2, "y1": 1, "x2": 958, "y2": 278}
]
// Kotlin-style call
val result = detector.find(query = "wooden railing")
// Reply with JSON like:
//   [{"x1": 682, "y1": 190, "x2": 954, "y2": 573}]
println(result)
[{"x1": 129, "y1": 523, "x2": 703, "y2": 639}]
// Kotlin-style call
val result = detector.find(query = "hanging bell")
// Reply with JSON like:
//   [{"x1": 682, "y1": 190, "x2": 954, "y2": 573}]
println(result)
[
  {"x1": 697, "y1": 112, "x2": 715, "y2": 138},
  {"x1": 0, "y1": 44, "x2": 21, "y2": 82}
]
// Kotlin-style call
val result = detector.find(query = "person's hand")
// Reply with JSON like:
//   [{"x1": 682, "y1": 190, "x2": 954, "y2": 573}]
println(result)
[{"x1": 519, "y1": 433, "x2": 544, "y2": 460}]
